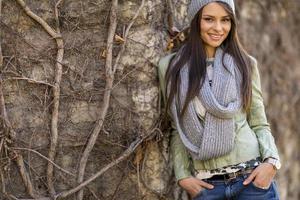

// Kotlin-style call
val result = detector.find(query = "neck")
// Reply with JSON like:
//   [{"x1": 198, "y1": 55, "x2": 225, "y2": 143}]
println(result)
[{"x1": 205, "y1": 46, "x2": 216, "y2": 58}]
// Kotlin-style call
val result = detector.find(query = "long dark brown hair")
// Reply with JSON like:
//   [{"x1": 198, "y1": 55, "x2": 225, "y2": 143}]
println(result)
[{"x1": 165, "y1": 2, "x2": 252, "y2": 120}]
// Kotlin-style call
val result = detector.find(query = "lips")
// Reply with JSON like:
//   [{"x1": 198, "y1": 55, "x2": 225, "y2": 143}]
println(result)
[{"x1": 208, "y1": 34, "x2": 223, "y2": 41}]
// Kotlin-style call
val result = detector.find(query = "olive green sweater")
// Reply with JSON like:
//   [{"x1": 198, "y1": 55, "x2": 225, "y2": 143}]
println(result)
[{"x1": 157, "y1": 53, "x2": 280, "y2": 181}]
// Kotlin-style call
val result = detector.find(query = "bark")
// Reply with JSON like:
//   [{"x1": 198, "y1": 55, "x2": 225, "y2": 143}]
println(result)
[{"x1": 0, "y1": 0, "x2": 299, "y2": 200}]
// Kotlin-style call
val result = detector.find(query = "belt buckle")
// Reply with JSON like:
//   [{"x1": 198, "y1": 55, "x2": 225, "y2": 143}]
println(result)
[{"x1": 225, "y1": 171, "x2": 238, "y2": 182}]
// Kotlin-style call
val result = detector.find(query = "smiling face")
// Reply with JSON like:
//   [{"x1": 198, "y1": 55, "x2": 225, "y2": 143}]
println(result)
[{"x1": 200, "y1": 2, "x2": 232, "y2": 57}]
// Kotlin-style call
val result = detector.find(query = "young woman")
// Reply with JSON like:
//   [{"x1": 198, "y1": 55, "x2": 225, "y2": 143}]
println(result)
[{"x1": 158, "y1": 0, "x2": 281, "y2": 199}]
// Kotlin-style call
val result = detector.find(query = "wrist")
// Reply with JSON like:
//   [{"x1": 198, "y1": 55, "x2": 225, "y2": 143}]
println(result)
[
  {"x1": 178, "y1": 176, "x2": 193, "y2": 186},
  {"x1": 264, "y1": 157, "x2": 281, "y2": 170}
]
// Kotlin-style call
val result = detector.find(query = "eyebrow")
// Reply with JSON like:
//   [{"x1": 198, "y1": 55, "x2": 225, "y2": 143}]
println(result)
[{"x1": 202, "y1": 14, "x2": 230, "y2": 18}]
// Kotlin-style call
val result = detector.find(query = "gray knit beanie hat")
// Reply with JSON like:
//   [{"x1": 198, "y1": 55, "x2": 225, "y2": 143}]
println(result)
[{"x1": 187, "y1": 0, "x2": 235, "y2": 23}]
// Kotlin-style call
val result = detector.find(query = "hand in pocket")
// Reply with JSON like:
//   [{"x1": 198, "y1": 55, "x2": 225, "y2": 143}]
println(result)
[{"x1": 178, "y1": 177, "x2": 214, "y2": 198}]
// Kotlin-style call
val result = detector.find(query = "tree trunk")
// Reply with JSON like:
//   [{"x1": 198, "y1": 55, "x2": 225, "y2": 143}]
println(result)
[{"x1": 0, "y1": 0, "x2": 299, "y2": 199}]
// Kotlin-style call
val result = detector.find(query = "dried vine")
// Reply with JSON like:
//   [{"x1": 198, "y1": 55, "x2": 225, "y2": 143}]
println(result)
[
  {"x1": 1, "y1": 0, "x2": 153, "y2": 199},
  {"x1": 76, "y1": 0, "x2": 146, "y2": 199},
  {"x1": 76, "y1": 1, "x2": 118, "y2": 199},
  {"x1": 47, "y1": 0, "x2": 64, "y2": 196},
  {"x1": 12, "y1": 147, "x2": 75, "y2": 177},
  {"x1": 1, "y1": 55, "x2": 37, "y2": 199},
  {"x1": 1, "y1": 2, "x2": 38, "y2": 197},
  {"x1": 0, "y1": 0, "x2": 2, "y2": 68},
  {"x1": 57, "y1": 128, "x2": 156, "y2": 199},
  {"x1": 15, "y1": 0, "x2": 64, "y2": 196},
  {"x1": 15, "y1": 154, "x2": 36, "y2": 197}
]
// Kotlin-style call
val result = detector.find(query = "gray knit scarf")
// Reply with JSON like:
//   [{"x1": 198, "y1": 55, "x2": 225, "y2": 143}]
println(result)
[{"x1": 169, "y1": 47, "x2": 243, "y2": 160}]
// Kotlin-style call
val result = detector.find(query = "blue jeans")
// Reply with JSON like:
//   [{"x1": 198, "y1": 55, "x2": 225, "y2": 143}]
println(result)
[{"x1": 193, "y1": 174, "x2": 280, "y2": 200}]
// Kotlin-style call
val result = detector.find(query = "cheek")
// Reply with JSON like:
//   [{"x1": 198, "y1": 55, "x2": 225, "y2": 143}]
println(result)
[
  {"x1": 200, "y1": 22, "x2": 210, "y2": 33},
  {"x1": 200, "y1": 23, "x2": 210, "y2": 38},
  {"x1": 224, "y1": 24, "x2": 232, "y2": 35}
]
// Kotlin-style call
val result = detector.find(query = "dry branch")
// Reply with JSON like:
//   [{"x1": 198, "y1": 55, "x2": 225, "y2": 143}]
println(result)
[
  {"x1": 9, "y1": 129, "x2": 155, "y2": 200},
  {"x1": 4, "y1": 193, "x2": 19, "y2": 200},
  {"x1": 8, "y1": 77, "x2": 55, "y2": 87},
  {"x1": 76, "y1": 0, "x2": 118, "y2": 199},
  {"x1": 1, "y1": 72, "x2": 37, "y2": 198},
  {"x1": 0, "y1": 0, "x2": 2, "y2": 69},
  {"x1": 57, "y1": 130, "x2": 156, "y2": 199},
  {"x1": 166, "y1": 0, "x2": 176, "y2": 35},
  {"x1": 15, "y1": 154, "x2": 36, "y2": 198},
  {"x1": 15, "y1": 0, "x2": 65, "y2": 196},
  {"x1": 18, "y1": 198, "x2": 51, "y2": 200},
  {"x1": 57, "y1": 173, "x2": 101, "y2": 200},
  {"x1": 0, "y1": 166, "x2": 5, "y2": 196},
  {"x1": 47, "y1": 0, "x2": 64, "y2": 196},
  {"x1": 112, "y1": 0, "x2": 145, "y2": 74},
  {"x1": 76, "y1": 0, "x2": 145, "y2": 199},
  {"x1": 12, "y1": 147, "x2": 75, "y2": 177},
  {"x1": 0, "y1": 0, "x2": 11, "y2": 136},
  {"x1": 15, "y1": 0, "x2": 59, "y2": 39}
]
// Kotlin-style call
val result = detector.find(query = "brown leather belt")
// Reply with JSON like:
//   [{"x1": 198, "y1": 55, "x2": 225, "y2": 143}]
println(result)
[{"x1": 205, "y1": 168, "x2": 254, "y2": 181}]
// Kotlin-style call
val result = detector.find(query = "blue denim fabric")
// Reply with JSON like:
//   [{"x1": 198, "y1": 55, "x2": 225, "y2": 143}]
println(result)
[{"x1": 193, "y1": 175, "x2": 280, "y2": 200}]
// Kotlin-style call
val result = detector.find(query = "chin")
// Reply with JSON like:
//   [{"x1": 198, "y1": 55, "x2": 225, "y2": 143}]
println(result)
[
  {"x1": 208, "y1": 42, "x2": 222, "y2": 48},
  {"x1": 210, "y1": 39, "x2": 226, "y2": 47}
]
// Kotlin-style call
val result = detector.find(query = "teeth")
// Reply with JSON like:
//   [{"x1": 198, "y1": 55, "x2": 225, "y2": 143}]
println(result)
[{"x1": 209, "y1": 34, "x2": 221, "y2": 40}]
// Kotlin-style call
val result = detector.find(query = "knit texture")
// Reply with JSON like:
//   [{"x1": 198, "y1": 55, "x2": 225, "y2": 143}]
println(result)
[
  {"x1": 187, "y1": 0, "x2": 235, "y2": 23},
  {"x1": 168, "y1": 47, "x2": 242, "y2": 160}
]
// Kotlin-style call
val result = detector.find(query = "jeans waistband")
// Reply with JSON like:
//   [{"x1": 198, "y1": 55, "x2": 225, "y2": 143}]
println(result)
[{"x1": 203, "y1": 168, "x2": 254, "y2": 183}]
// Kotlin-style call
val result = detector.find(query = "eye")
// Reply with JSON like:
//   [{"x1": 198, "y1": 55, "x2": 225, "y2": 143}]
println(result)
[
  {"x1": 222, "y1": 18, "x2": 231, "y2": 22},
  {"x1": 203, "y1": 18, "x2": 214, "y2": 22}
]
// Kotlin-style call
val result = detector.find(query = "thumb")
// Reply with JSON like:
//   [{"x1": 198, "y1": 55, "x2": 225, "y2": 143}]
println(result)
[{"x1": 243, "y1": 171, "x2": 257, "y2": 185}]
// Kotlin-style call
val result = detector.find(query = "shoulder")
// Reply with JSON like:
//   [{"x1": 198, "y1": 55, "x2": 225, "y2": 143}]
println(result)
[
  {"x1": 157, "y1": 52, "x2": 177, "y2": 77},
  {"x1": 247, "y1": 54, "x2": 260, "y2": 77},
  {"x1": 246, "y1": 55, "x2": 262, "y2": 87},
  {"x1": 158, "y1": 52, "x2": 177, "y2": 66},
  {"x1": 157, "y1": 53, "x2": 177, "y2": 101},
  {"x1": 248, "y1": 55, "x2": 257, "y2": 67}
]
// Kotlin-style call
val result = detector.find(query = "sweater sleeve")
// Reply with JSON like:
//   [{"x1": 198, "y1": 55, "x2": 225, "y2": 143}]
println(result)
[
  {"x1": 157, "y1": 55, "x2": 193, "y2": 182},
  {"x1": 247, "y1": 57, "x2": 280, "y2": 161}
]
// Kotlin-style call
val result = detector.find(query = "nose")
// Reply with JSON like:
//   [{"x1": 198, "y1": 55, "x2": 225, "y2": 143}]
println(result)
[{"x1": 213, "y1": 21, "x2": 222, "y2": 32}]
